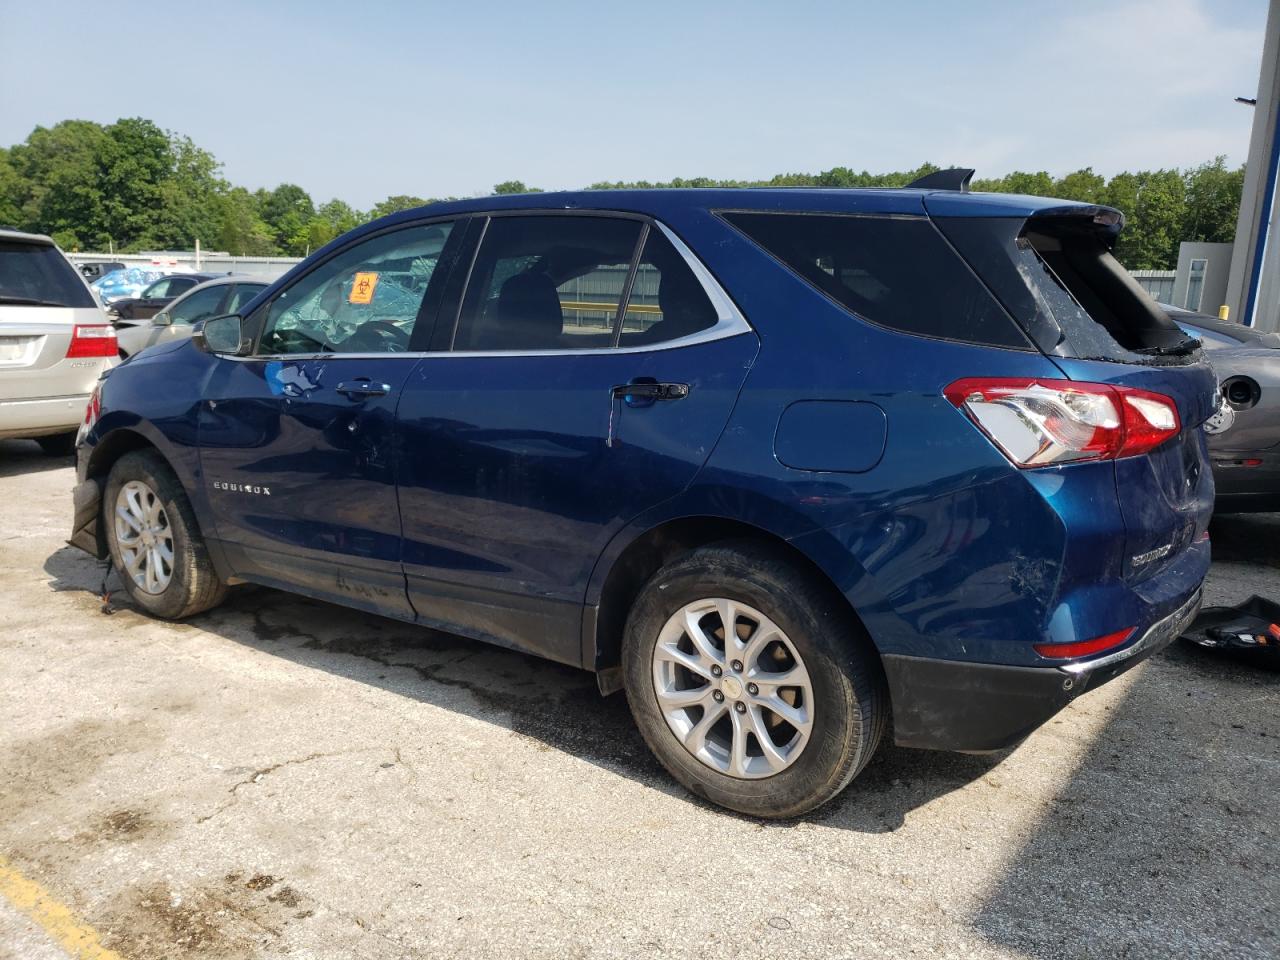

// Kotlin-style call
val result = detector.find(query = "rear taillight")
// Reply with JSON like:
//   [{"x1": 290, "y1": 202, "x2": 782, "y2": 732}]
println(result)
[
  {"x1": 1033, "y1": 627, "x2": 1135, "y2": 660},
  {"x1": 944, "y1": 377, "x2": 1181, "y2": 469},
  {"x1": 84, "y1": 382, "x2": 102, "y2": 427},
  {"x1": 66, "y1": 324, "x2": 118, "y2": 358}
]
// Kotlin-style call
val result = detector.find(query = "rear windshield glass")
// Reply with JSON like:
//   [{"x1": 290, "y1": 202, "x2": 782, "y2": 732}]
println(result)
[
  {"x1": 935, "y1": 217, "x2": 1196, "y2": 365},
  {"x1": 720, "y1": 211, "x2": 1029, "y2": 348},
  {"x1": 0, "y1": 240, "x2": 95, "y2": 308}
]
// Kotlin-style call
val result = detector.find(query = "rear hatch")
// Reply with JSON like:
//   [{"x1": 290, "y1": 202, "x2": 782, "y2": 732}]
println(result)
[
  {"x1": 0, "y1": 236, "x2": 111, "y2": 402},
  {"x1": 932, "y1": 203, "x2": 1217, "y2": 584}
]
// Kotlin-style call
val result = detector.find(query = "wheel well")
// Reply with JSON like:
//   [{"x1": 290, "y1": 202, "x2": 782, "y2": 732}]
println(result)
[
  {"x1": 86, "y1": 429, "x2": 157, "y2": 481},
  {"x1": 592, "y1": 517, "x2": 870, "y2": 674}
]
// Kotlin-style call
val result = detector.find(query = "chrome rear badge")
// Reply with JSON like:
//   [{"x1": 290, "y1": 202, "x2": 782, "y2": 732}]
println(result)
[{"x1": 1132, "y1": 543, "x2": 1172, "y2": 566}]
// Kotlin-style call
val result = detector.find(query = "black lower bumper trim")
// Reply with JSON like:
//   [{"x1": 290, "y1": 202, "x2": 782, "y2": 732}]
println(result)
[
  {"x1": 883, "y1": 655, "x2": 1078, "y2": 752},
  {"x1": 883, "y1": 590, "x2": 1200, "y2": 752}
]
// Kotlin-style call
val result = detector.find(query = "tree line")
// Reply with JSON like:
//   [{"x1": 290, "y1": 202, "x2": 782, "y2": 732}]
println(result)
[{"x1": 0, "y1": 118, "x2": 1245, "y2": 270}]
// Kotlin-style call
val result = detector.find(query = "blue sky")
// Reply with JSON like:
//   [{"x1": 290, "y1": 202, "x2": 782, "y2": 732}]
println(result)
[{"x1": 0, "y1": 0, "x2": 1270, "y2": 208}]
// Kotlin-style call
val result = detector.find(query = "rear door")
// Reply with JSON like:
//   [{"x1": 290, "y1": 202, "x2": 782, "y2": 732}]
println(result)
[
  {"x1": 198, "y1": 219, "x2": 464, "y2": 617},
  {"x1": 395, "y1": 214, "x2": 758, "y2": 664}
]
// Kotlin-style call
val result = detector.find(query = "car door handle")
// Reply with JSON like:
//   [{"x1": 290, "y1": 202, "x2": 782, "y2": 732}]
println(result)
[
  {"x1": 337, "y1": 380, "x2": 391, "y2": 399},
  {"x1": 611, "y1": 381, "x2": 689, "y2": 402}
]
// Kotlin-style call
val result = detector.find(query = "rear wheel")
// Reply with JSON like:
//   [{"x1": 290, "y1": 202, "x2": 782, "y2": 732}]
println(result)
[
  {"x1": 35, "y1": 432, "x2": 76, "y2": 457},
  {"x1": 104, "y1": 450, "x2": 227, "y2": 619},
  {"x1": 622, "y1": 541, "x2": 887, "y2": 818}
]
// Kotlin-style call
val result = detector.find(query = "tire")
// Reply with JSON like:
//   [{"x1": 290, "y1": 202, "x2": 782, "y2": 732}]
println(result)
[
  {"x1": 36, "y1": 432, "x2": 77, "y2": 457},
  {"x1": 622, "y1": 540, "x2": 887, "y2": 818},
  {"x1": 104, "y1": 449, "x2": 227, "y2": 619}
]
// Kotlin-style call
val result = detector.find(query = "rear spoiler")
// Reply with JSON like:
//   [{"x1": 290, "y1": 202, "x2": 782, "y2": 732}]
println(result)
[{"x1": 905, "y1": 168, "x2": 974, "y2": 192}]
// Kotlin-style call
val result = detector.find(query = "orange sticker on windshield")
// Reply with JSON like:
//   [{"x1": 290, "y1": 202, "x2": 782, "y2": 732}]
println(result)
[{"x1": 349, "y1": 272, "x2": 379, "y2": 304}]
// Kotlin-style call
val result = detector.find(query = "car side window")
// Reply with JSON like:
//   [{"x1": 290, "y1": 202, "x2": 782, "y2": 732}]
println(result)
[
  {"x1": 258, "y1": 222, "x2": 455, "y2": 355},
  {"x1": 168, "y1": 285, "x2": 226, "y2": 325},
  {"x1": 142, "y1": 278, "x2": 173, "y2": 299},
  {"x1": 453, "y1": 216, "x2": 643, "y2": 351},
  {"x1": 618, "y1": 229, "x2": 718, "y2": 346},
  {"x1": 225, "y1": 284, "x2": 266, "y2": 314}
]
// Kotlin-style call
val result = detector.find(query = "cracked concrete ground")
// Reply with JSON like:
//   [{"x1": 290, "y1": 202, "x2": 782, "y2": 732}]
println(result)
[{"x1": 0, "y1": 437, "x2": 1277, "y2": 960}]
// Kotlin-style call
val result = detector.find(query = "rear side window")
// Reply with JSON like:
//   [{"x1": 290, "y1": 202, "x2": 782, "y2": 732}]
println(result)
[
  {"x1": 0, "y1": 240, "x2": 95, "y2": 308},
  {"x1": 454, "y1": 216, "x2": 642, "y2": 351},
  {"x1": 721, "y1": 212, "x2": 1027, "y2": 348},
  {"x1": 619, "y1": 230, "x2": 718, "y2": 347}
]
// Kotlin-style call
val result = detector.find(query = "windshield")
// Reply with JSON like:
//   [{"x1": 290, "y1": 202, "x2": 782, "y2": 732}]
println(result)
[{"x1": 0, "y1": 240, "x2": 95, "y2": 308}]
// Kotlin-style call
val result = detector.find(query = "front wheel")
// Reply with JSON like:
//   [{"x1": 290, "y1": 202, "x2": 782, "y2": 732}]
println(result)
[
  {"x1": 104, "y1": 450, "x2": 227, "y2": 619},
  {"x1": 622, "y1": 541, "x2": 888, "y2": 818}
]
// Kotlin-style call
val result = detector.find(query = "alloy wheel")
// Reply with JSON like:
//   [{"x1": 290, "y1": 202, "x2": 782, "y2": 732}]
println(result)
[
  {"x1": 113, "y1": 479, "x2": 174, "y2": 595},
  {"x1": 652, "y1": 597, "x2": 814, "y2": 779}
]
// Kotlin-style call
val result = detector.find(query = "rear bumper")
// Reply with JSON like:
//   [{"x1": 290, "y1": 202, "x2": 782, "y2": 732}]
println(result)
[
  {"x1": 885, "y1": 588, "x2": 1201, "y2": 752},
  {"x1": 0, "y1": 394, "x2": 90, "y2": 439}
]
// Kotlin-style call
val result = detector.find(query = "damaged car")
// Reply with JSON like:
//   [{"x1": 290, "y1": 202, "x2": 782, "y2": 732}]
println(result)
[
  {"x1": 1163, "y1": 304, "x2": 1280, "y2": 512},
  {"x1": 70, "y1": 174, "x2": 1217, "y2": 817}
]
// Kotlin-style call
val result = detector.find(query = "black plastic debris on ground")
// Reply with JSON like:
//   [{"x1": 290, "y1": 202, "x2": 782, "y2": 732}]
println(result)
[{"x1": 1181, "y1": 595, "x2": 1280, "y2": 669}]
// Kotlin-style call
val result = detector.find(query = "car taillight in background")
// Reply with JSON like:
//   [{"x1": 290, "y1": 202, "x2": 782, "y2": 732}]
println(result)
[
  {"x1": 66, "y1": 324, "x2": 117, "y2": 358},
  {"x1": 944, "y1": 377, "x2": 1181, "y2": 469}
]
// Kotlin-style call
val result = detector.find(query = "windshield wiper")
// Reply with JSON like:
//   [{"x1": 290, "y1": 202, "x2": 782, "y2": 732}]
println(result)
[{"x1": 0, "y1": 295, "x2": 69, "y2": 307}]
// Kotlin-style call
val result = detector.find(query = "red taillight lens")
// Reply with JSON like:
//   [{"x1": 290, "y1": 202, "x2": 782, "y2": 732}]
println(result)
[
  {"x1": 66, "y1": 324, "x2": 118, "y2": 358},
  {"x1": 1033, "y1": 627, "x2": 1135, "y2": 660},
  {"x1": 944, "y1": 377, "x2": 1180, "y2": 469},
  {"x1": 84, "y1": 383, "x2": 102, "y2": 426}
]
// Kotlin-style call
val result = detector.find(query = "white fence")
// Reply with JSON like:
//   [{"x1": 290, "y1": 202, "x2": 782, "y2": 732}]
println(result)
[{"x1": 66, "y1": 251, "x2": 303, "y2": 280}]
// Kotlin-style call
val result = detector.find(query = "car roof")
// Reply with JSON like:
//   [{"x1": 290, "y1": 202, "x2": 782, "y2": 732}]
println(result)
[
  {"x1": 179, "y1": 275, "x2": 269, "y2": 293},
  {"x1": 369, "y1": 187, "x2": 1115, "y2": 228},
  {"x1": 0, "y1": 227, "x2": 57, "y2": 245}
]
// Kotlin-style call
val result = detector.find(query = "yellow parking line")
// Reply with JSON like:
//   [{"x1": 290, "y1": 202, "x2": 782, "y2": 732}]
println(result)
[{"x1": 0, "y1": 855, "x2": 123, "y2": 960}]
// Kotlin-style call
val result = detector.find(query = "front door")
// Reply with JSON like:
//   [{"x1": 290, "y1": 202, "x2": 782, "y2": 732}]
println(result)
[
  {"x1": 395, "y1": 214, "x2": 758, "y2": 663},
  {"x1": 198, "y1": 219, "x2": 463, "y2": 618}
]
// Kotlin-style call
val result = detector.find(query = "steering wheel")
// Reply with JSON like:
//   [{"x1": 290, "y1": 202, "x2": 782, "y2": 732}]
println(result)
[{"x1": 349, "y1": 319, "x2": 411, "y2": 351}]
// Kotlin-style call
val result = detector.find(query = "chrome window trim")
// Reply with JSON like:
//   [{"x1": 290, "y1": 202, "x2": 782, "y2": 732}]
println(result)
[{"x1": 234, "y1": 216, "x2": 753, "y2": 361}]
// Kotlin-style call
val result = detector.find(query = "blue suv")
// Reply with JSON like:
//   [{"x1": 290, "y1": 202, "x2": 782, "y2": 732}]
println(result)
[{"x1": 71, "y1": 178, "x2": 1215, "y2": 817}]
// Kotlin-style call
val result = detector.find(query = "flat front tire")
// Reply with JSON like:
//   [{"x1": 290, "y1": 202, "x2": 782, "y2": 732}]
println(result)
[
  {"x1": 104, "y1": 449, "x2": 227, "y2": 619},
  {"x1": 622, "y1": 540, "x2": 888, "y2": 818}
]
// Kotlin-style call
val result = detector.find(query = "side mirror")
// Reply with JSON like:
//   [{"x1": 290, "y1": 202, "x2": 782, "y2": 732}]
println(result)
[
  {"x1": 153, "y1": 311, "x2": 171, "y2": 326},
  {"x1": 192, "y1": 314, "x2": 249, "y2": 355}
]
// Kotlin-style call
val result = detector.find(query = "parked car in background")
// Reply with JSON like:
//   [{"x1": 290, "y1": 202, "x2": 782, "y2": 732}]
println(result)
[
  {"x1": 77, "y1": 260, "x2": 126, "y2": 282},
  {"x1": 115, "y1": 276, "x2": 268, "y2": 357},
  {"x1": 92, "y1": 267, "x2": 176, "y2": 305},
  {"x1": 1163, "y1": 303, "x2": 1280, "y2": 512},
  {"x1": 73, "y1": 184, "x2": 1216, "y2": 817},
  {"x1": 106, "y1": 273, "x2": 219, "y2": 323},
  {"x1": 0, "y1": 229, "x2": 116, "y2": 455}
]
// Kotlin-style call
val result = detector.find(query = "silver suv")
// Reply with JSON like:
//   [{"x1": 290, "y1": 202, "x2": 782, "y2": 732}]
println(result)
[{"x1": 0, "y1": 229, "x2": 116, "y2": 454}]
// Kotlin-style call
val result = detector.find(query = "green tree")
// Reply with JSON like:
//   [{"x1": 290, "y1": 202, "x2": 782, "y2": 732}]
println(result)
[
  {"x1": 0, "y1": 147, "x2": 22, "y2": 228},
  {"x1": 99, "y1": 117, "x2": 170, "y2": 249},
  {"x1": 1105, "y1": 170, "x2": 1186, "y2": 270},
  {"x1": 7, "y1": 120, "x2": 112, "y2": 249},
  {"x1": 493, "y1": 180, "x2": 542, "y2": 194},
  {"x1": 369, "y1": 194, "x2": 429, "y2": 219},
  {"x1": 1182, "y1": 156, "x2": 1245, "y2": 245},
  {"x1": 214, "y1": 187, "x2": 275, "y2": 255},
  {"x1": 1052, "y1": 168, "x2": 1107, "y2": 204},
  {"x1": 258, "y1": 183, "x2": 315, "y2": 255},
  {"x1": 152, "y1": 134, "x2": 224, "y2": 249}
]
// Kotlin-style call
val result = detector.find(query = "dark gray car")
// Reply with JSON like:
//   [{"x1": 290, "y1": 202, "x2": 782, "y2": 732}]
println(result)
[{"x1": 1164, "y1": 304, "x2": 1280, "y2": 512}]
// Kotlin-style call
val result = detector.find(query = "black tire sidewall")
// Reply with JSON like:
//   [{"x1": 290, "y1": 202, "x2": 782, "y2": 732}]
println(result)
[
  {"x1": 622, "y1": 545, "x2": 878, "y2": 818},
  {"x1": 104, "y1": 452, "x2": 203, "y2": 619}
]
